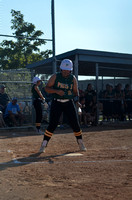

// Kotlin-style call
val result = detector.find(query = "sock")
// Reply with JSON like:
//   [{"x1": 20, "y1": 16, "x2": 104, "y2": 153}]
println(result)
[
  {"x1": 43, "y1": 130, "x2": 53, "y2": 142},
  {"x1": 43, "y1": 135, "x2": 51, "y2": 142},
  {"x1": 74, "y1": 130, "x2": 82, "y2": 140},
  {"x1": 76, "y1": 135, "x2": 82, "y2": 140}
]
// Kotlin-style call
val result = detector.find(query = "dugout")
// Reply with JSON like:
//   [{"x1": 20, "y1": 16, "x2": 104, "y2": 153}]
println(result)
[
  {"x1": 26, "y1": 48, "x2": 132, "y2": 78},
  {"x1": 27, "y1": 48, "x2": 132, "y2": 123}
]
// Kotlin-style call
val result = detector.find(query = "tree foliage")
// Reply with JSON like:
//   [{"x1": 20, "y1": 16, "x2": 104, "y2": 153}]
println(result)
[{"x1": 0, "y1": 9, "x2": 52, "y2": 69}]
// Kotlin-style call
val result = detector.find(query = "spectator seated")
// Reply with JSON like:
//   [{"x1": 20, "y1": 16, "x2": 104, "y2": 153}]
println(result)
[{"x1": 4, "y1": 97, "x2": 24, "y2": 127}]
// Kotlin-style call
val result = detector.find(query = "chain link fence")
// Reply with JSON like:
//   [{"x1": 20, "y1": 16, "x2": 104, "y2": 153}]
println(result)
[{"x1": 0, "y1": 69, "x2": 33, "y2": 125}]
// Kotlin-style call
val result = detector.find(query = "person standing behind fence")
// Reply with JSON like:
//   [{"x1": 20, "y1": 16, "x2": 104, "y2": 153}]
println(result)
[
  {"x1": 124, "y1": 84, "x2": 132, "y2": 120},
  {"x1": 32, "y1": 77, "x2": 45, "y2": 134},
  {"x1": 103, "y1": 84, "x2": 115, "y2": 121},
  {"x1": 0, "y1": 85, "x2": 9, "y2": 113},
  {"x1": 84, "y1": 84, "x2": 96, "y2": 112},
  {"x1": 114, "y1": 83, "x2": 125, "y2": 121},
  {"x1": 39, "y1": 59, "x2": 86, "y2": 153},
  {"x1": 84, "y1": 84, "x2": 96, "y2": 118}
]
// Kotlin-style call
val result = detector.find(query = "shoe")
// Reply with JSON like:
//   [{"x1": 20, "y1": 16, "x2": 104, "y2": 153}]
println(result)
[
  {"x1": 36, "y1": 128, "x2": 44, "y2": 135},
  {"x1": 77, "y1": 139, "x2": 87, "y2": 151},
  {"x1": 39, "y1": 140, "x2": 47, "y2": 153},
  {"x1": 39, "y1": 144, "x2": 45, "y2": 153}
]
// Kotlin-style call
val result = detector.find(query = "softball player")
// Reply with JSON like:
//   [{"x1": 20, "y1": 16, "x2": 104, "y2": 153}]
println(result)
[
  {"x1": 32, "y1": 77, "x2": 45, "y2": 134},
  {"x1": 40, "y1": 59, "x2": 86, "y2": 153}
]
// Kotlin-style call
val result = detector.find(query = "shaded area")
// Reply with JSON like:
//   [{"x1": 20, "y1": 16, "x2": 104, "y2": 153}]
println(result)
[
  {"x1": 0, "y1": 151, "x2": 80, "y2": 171},
  {"x1": 0, "y1": 122, "x2": 132, "y2": 139}
]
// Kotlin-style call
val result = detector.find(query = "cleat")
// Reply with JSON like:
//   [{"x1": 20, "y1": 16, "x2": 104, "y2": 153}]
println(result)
[
  {"x1": 77, "y1": 139, "x2": 87, "y2": 151},
  {"x1": 39, "y1": 140, "x2": 47, "y2": 153},
  {"x1": 39, "y1": 145, "x2": 45, "y2": 153}
]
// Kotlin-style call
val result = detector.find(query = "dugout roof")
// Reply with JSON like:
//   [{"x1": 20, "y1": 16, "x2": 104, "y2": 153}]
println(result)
[{"x1": 26, "y1": 49, "x2": 132, "y2": 77}]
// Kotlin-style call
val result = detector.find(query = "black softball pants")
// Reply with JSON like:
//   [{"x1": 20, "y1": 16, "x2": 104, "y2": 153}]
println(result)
[
  {"x1": 33, "y1": 99, "x2": 43, "y2": 124},
  {"x1": 47, "y1": 100, "x2": 80, "y2": 133}
]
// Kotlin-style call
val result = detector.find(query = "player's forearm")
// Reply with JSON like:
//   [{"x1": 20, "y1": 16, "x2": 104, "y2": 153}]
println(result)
[
  {"x1": 36, "y1": 90, "x2": 45, "y2": 100},
  {"x1": 73, "y1": 88, "x2": 79, "y2": 97},
  {"x1": 39, "y1": 92, "x2": 45, "y2": 100},
  {"x1": 45, "y1": 87, "x2": 59, "y2": 94},
  {"x1": 74, "y1": 91, "x2": 79, "y2": 97},
  {"x1": 73, "y1": 77, "x2": 79, "y2": 96},
  {"x1": 35, "y1": 86, "x2": 45, "y2": 100}
]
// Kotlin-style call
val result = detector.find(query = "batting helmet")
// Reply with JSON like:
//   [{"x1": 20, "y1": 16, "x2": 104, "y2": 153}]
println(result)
[
  {"x1": 60, "y1": 59, "x2": 73, "y2": 71},
  {"x1": 33, "y1": 77, "x2": 41, "y2": 84}
]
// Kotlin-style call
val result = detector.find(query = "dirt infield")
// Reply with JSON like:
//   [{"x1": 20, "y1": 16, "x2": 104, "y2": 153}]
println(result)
[{"x1": 0, "y1": 124, "x2": 132, "y2": 200}]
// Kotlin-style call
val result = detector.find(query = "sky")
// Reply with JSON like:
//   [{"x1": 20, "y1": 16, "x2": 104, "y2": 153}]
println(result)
[{"x1": 0, "y1": 0, "x2": 132, "y2": 56}]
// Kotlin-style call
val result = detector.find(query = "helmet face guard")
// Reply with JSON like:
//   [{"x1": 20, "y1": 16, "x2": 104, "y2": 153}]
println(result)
[{"x1": 60, "y1": 59, "x2": 73, "y2": 71}]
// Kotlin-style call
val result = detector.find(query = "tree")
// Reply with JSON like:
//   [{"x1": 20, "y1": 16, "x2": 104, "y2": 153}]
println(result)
[{"x1": 0, "y1": 9, "x2": 52, "y2": 69}]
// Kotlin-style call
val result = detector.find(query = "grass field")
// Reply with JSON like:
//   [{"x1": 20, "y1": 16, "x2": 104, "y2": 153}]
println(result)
[{"x1": 0, "y1": 123, "x2": 132, "y2": 200}]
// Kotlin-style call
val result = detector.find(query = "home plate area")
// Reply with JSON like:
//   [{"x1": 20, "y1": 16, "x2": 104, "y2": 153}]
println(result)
[
  {"x1": 64, "y1": 152, "x2": 83, "y2": 156},
  {"x1": 10, "y1": 152, "x2": 84, "y2": 165}
]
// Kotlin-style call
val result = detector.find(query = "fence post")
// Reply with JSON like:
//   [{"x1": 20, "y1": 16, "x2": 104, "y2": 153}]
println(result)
[
  {"x1": 74, "y1": 54, "x2": 79, "y2": 80},
  {"x1": 96, "y1": 63, "x2": 99, "y2": 124},
  {"x1": 31, "y1": 70, "x2": 35, "y2": 126}
]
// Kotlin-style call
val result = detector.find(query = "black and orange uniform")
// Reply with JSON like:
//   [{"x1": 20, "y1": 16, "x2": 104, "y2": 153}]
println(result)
[
  {"x1": 43, "y1": 72, "x2": 82, "y2": 143},
  {"x1": 32, "y1": 84, "x2": 43, "y2": 131}
]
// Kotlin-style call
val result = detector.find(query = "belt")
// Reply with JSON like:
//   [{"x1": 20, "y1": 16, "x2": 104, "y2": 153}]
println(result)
[{"x1": 55, "y1": 99, "x2": 70, "y2": 103}]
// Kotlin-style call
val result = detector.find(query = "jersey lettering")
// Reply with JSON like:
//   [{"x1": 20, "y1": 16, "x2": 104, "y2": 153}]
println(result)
[{"x1": 57, "y1": 82, "x2": 72, "y2": 90}]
